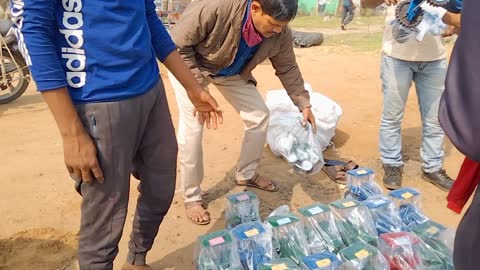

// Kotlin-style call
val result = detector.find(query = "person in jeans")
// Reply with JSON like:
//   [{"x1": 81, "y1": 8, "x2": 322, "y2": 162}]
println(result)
[
  {"x1": 169, "y1": 0, "x2": 317, "y2": 225},
  {"x1": 361, "y1": 0, "x2": 455, "y2": 190},
  {"x1": 13, "y1": 0, "x2": 221, "y2": 269},
  {"x1": 341, "y1": 0, "x2": 356, "y2": 30}
]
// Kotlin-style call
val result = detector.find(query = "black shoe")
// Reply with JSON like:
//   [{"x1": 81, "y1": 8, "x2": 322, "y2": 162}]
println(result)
[
  {"x1": 422, "y1": 169, "x2": 454, "y2": 191},
  {"x1": 383, "y1": 165, "x2": 403, "y2": 190},
  {"x1": 341, "y1": 24, "x2": 346, "y2": 30}
]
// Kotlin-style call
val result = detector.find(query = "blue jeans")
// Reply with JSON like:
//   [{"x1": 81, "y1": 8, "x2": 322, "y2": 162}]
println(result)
[{"x1": 379, "y1": 54, "x2": 447, "y2": 173}]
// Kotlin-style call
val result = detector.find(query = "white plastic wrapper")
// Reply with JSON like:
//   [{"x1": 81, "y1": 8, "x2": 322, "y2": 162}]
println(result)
[
  {"x1": 230, "y1": 221, "x2": 275, "y2": 270},
  {"x1": 378, "y1": 232, "x2": 425, "y2": 270},
  {"x1": 298, "y1": 203, "x2": 345, "y2": 254},
  {"x1": 344, "y1": 168, "x2": 383, "y2": 202},
  {"x1": 226, "y1": 191, "x2": 261, "y2": 229},
  {"x1": 412, "y1": 221, "x2": 455, "y2": 269},
  {"x1": 301, "y1": 251, "x2": 343, "y2": 270},
  {"x1": 266, "y1": 213, "x2": 309, "y2": 265},
  {"x1": 339, "y1": 242, "x2": 389, "y2": 270},
  {"x1": 363, "y1": 195, "x2": 404, "y2": 235},
  {"x1": 330, "y1": 199, "x2": 378, "y2": 247},
  {"x1": 195, "y1": 230, "x2": 243, "y2": 270}
]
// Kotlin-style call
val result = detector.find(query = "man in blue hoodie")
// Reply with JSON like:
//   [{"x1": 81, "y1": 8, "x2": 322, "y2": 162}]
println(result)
[{"x1": 11, "y1": 0, "x2": 222, "y2": 269}]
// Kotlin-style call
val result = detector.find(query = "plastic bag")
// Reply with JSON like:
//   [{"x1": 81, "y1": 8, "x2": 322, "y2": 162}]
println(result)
[
  {"x1": 363, "y1": 195, "x2": 404, "y2": 235},
  {"x1": 330, "y1": 199, "x2": 378, "y2": 247},
  {"x1": 339, "y1": 242, "x2": 390, "y2": 270},
  {"x1": 266, "y1": 84, "x2": 342, "y2": 152},
  {"x1": 378, "y1": 232, "x2": 425, "y2": 270},
  {"x1": 415, "y1": 3, "x2": 447, "y2": 41},
  {"x1": 258, "y1": 258, "x2": 302, "y2": 270},
  {"x1": 344, "y1": 168, "x2": 384, "y2": 202},
  {"x1": 412, "y1": 221, "x2": 455, "y2": 269},
  {"x1": 268, "y1": 117, "x2": 324, "y2": 174},
  {"x1": 230, "y1": 221, "x2": 275, "y2": 270},
  {"x1": 195, "y1": 230, "x2": 243, "y2": 270},
  {"x1": 389, "y1": 188, "x2": 429, "y2": 231},
  {"x1": 266, "y1": 214, "x2": 309, "y2": 265},
  {"x1": 226, "y1": 191, "x2": 261, "y2": 229},
  {"x1": 301, "y1": 252, "x2": 343, "y2": 270},
  {"x1": 298, "y1": 203, "x2": 345, "y2": 254}
]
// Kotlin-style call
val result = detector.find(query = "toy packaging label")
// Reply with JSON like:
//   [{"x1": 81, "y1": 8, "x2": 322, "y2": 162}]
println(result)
[
  {"x1": 208, "y1": 236, "x2": 225, "y2": 246},
  {"x1": 298, "y1": 203, "x2": 330, "y2": 217},
  {"x1": 347, "y1": 168, "x2": 374, "y2": 177},
  {"x1": 236, "y1": 194, "x2": 250, "y2": 202},
  {"x1": 389, "y1": 187, "x2": 420, "y2": 200},
  {"x1": 267, "y1": 215, "x2": 300, "y2": 227},
  {"x1": 228, "y1": 191, "x2": 257, "y2": 203},
  {"x1": 331, "y1": 199, "x2": 360, "y2": 209},
  {"x1": 316, "y1": 258, "x2": 331, "y2": 267},
  {"x1": 355, "y1": 249, "x2": 370, "y2": 259},
  {"x1": 364, "y1": 198, "x2": 389, "y2": 209},
  {"x1": 401, "y1": 192, "x2": 414, "y2": 199},
  {"x1": 413, "y1": 221, "x2": 446, "y2": 237},
  {"x1": 270, "y1": 264, "x2": 288, "y2": 270},
  {"x1": 244, "y1": 228, "x2": 259, "y2": 238}
]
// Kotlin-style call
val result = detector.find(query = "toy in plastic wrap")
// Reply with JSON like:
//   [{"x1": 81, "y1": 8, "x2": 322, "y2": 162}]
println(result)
[
  {"x1": 298, "y1": 203, "x2": 346, "y2": 254},
  {"x1": 412, "y1": 221, "x2": 455, "y2": 269},
  {"x1": 269, "y1": 117, "x2": 324, "y2": 175},
  {"x1": 330, "y1": 199, "x2": 378, "y2": 247},
  {"x1": 226, "y1": 191, "x2": 261, "y2": 229},
  {"x1": 344, "y1": 168, "x2": 383, "y2": 202},
  {"x1": 266, "y1": 214, "x2": 309, "y2": 265},
  {"x1": 363, "y1": 195, "x2": 404, "y2": 235},
  {"x1": 378, "y1": 232, "x2": 425, "y2": 270},
  {"x1": 339, "y1": 242, "x2": 389, "y2": 270},
  {"x1": 231, "y1": 221, "x2": 274, "y2": 270},
  {"x1": 301, "y1": 252, "x2": 342, "y2": 270},
  {"x1": 195, "y1": 230, "x2": 243, "y2": 270},
  {"x1": 388, "y1": 188, "x2": 429, "y2": 231},
  {"x1": 258, "y1": 258, "x2": 302, "y2": 270}
]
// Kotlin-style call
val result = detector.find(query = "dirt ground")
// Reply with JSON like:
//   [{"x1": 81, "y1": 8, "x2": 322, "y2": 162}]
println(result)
[{"x1": 0, "y1": 35, "x2": 466, "y2": 269}]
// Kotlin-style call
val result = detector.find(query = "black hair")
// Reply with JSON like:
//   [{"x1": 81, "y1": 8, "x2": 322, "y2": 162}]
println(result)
[{"x1": 256, "y1": 0, "x2": 298, "y2": 21}]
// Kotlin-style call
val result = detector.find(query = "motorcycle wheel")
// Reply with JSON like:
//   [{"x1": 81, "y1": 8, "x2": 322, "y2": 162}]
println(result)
[{"x1": 0, "y1": 49, "x2": 30, "y2": 104}]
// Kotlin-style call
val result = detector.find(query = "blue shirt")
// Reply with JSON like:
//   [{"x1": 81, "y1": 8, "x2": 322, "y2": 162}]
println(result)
[
  {"x1": 343, "y1": 0, "x2": 351, "y2": 6},
  {"x1": 217, "y1": 1, "x2": 260, "y2": 77},
  {"x1": 11, "y1": 0, "x2": 177, "y2": 103}
]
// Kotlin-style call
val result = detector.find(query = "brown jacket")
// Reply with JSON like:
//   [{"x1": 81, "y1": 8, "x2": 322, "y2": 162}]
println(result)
[{"x1": 170, "y1": 0, "x2": 311, "y2": 110}]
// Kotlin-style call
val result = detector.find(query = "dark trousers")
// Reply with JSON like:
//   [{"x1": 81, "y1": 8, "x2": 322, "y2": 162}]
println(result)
[
  {"x1": 342, "y1": 5, "x2": 355, "y2": 26},
  {"x1": 75, "y1": 81, "x2": 178, "y2": 269},
  {"x1": 454, "y1": 187, "x2": 480, "y2": 270}
]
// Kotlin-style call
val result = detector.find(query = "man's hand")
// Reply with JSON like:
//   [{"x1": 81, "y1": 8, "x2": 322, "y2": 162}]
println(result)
[
  {"x1": 163, "y1": 51, "x2": 223, "y2": 129},
  {"x1": 42, "y1": 88, "x2": 105, "y2": 184},
  {"x1": 442, "y1": 25, "x2": 459, "y2": 37},
  {"x1": 63, "y1": 131, "x2": 104, "y2": 184},
  {"x1": 187, "y1": 88, "x2": 223, "y2": 129},
  {"x1": 302, "y1": 107, "x2": 317, "y2": 133}
]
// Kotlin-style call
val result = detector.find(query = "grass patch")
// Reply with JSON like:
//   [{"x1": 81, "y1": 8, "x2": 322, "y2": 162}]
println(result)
[
  {"x1": 291, "y1": 15, "x2": 385, "y2": 30},
  {"x1": 323, "y1": 32, "x2": 383, "y2": 52}
]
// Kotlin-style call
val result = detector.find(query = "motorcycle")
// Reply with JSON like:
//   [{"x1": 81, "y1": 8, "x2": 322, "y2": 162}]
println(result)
[{"x1": 0, "y1": 18, "x2": 30, "y2": 104}]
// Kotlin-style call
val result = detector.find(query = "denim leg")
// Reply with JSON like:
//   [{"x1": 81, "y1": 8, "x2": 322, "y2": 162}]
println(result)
[
  {"x1": 380, "y1": 54, "x2": 414, "y2": 167},
  {"x1": 413, "y1": 59, "x2": 447, "y2": 173}
]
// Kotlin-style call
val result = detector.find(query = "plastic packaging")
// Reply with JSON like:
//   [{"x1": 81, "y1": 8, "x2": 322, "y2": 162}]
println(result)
[
  {"x1": 226, "y1": 191, "x2": 261, "y2": 229},
  {"x1": 415, "y1": 3, "x2": 447, "y2": 41},
  {"x1": 266, "y1": 214, "x2": 309, "y2": 265},
  {"x1": 330, "y1": 199, "x2": 378, "y2": 247},
  {"x1": 265, "y1": 84, "x2": 342, "y2": 153},
  {"x1": 268, "y1": 117, "x2": 324, "y2": 174},
  {"x1": 339, "y1": 242, "x2": 389, "y2": 270},
  {"x1": 378, "y1": 232, "x2": 425, "y2": 270},
  {"x1": 230, "y1": 221, "x2": 275, "y2": 270},
  {"x1": 298, "y1": 203, "x2": 346, "y2": 254},
  {"x1": 344, "y1": 168, "x2": 383, "y2": 202},
  {"x1": 363, "y1": 195, "x2": 404, "y2": 235},
  {"x1": 413, "y1": 221, "x2": 455, "y2": 269},
  {"x1": 301, "y1": 252, "x2": 342, "y2": 270},
  {"x1": 258, "y1": 258, "x2": 302, "y2": 270},
  {"x1": 389, "y1": 188, "x2": 429, "y2": 231},
  {"x1": 195, "y1": 230, "x2": 243, "y2": 270}
]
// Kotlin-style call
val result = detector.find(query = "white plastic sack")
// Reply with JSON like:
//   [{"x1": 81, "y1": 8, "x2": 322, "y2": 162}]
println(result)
[{"x1": 266, "y1": 83, "x2": 342, "y2": 172}]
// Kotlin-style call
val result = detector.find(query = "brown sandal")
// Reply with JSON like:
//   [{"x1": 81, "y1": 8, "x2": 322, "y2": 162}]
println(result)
[
  {"x1": 185, "y1": 201, "x2": 211, "y2": 225},
  {"x1": 236, "y1": 174, "x2": 279, "y2": 192},
  {"x1": 322, "y1": 159, "x2": 359, "y2": 184}
]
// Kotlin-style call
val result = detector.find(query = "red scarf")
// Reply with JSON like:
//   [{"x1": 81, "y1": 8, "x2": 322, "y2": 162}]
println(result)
[{"x1": 242, "y1": 10, "x2": 263, "y2": 47}]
